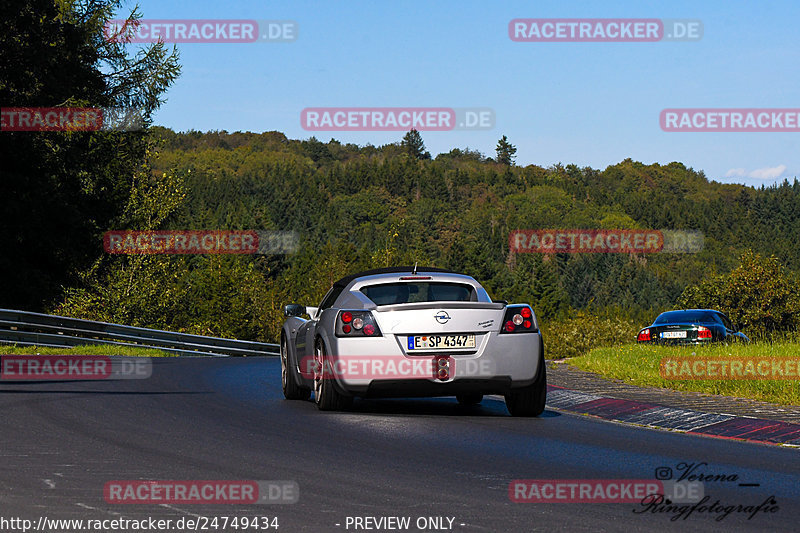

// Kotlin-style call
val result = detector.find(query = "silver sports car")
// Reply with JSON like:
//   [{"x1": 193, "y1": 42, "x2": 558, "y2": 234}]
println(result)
[{"x1": 280, "y1": 266, "x2": 546, "y2": 416}]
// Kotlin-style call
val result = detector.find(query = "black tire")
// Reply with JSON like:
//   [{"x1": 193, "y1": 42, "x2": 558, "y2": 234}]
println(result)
[
  {"x1": 456, "y1": 393, "x2": 483, "y2": 405},
  {"x1": 281, "y1": 335, "x2": 311, "y2": 401},
  {"x1": 504, "y1": 340, "x2": 547, "y2": 417},
  {"x1": 313, "y1": 339, "x2": 353, "y2": 411}
]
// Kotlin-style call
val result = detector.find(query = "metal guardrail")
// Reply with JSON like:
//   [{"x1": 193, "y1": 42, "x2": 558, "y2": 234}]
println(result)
[{"x1": 0, "y1": 308, "x2": 279, "y2": 357}]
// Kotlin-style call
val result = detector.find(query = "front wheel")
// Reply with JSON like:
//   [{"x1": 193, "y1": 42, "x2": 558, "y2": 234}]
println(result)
[
  {"x1": 281, "y1": 336, "x2": 310, "y2": 400},
  {"x1": 505, "y1": 343, "x2": 547, "y2": 417},
  {"x1": 313, "y1": 339, "x2": 353, "y2": 411}
]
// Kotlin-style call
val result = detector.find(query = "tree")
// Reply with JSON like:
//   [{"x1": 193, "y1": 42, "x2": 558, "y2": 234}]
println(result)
[
  {"x1": 435, "y1": 147, "x2": 485, "y2": 163},
  {"x1": 0, "y1": 0, "x2": 180, "y2": 310},
  {"x1": 401, "y1": 129, "x2": 430, "y2": 160},
  {"x1": 496, "y1": 135, "x2": 517, "y2": 166},
  {"x1": 301, "y1": 136, "x2": 333, "y2": 164},
  {"x1": 677, "y1": 251, "x2": 800, "y2": 339}
]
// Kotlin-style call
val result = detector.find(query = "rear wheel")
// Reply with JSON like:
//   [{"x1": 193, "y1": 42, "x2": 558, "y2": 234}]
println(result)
[
  {"x1": 505, "y1": 342, "x2": 547, "y2": 417},
  {"x1": 281, "y1": 336, "x2": 310, "y2": 400},
  {"x1": 314, "y1": 339, "x2": 353, "y2": 411},
  {"x1": 456, "y1": 393, "x2": 483, "y2": 405}
]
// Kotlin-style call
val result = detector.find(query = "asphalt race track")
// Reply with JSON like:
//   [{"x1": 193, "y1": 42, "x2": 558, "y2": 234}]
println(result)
[{"x1": 2, "y1": 357, "x2": 799, "y2": 532}]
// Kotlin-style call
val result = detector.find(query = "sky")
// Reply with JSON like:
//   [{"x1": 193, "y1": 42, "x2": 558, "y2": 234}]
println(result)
[{"x1": 124, "y1": 0, "x2": 799, "y2": 188}]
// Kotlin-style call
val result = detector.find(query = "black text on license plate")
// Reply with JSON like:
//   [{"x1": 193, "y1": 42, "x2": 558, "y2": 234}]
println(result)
[{"x1": 408, "y1": 334, "x2": 475, "y2": 350}]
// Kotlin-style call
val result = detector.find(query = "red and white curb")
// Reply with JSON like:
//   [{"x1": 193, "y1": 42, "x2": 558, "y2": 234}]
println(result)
[{"x1": 546, "y1": 385, "x2": 800, "y2": 447}]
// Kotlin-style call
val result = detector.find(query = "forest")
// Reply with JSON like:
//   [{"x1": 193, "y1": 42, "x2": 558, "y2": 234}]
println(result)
[{"x1": 45, "y1": 128, "x2": 800, "y2": 354}]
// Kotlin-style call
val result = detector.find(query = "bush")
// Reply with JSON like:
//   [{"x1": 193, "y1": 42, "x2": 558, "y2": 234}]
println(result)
[
  {"x1": 540, "y1": 311, "x2": 637, "y2": 360},
  {"x1": 55, "y1": 255, "x2": 277, "y2": 341},
  {"x1": 677, "y1": 251, "x2": 800, "y2": 340}
]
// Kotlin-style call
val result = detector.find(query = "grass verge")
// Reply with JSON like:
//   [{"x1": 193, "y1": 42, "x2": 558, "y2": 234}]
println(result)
[
  {"x1": 0, "y1": 344, "x2": 176, "y2": 357},
  {"x1": 567, "y1": 342, "x2": 800, "y2": 406}
]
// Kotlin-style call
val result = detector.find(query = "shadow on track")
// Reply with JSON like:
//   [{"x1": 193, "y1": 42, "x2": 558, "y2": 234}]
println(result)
[{"x1": 288, "y1": 395, "x2": 561, "y2": 418}]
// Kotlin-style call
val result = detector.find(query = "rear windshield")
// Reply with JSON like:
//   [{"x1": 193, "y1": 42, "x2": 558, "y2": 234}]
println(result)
[
  {"x1": 654, "y1": 311, "x2": 720, "y2": 324},
  {"x1": 360, "y1": 282, "x2": 475, "y2": 306}
]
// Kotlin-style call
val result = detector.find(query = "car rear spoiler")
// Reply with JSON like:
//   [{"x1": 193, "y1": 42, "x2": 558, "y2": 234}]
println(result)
[{"x1": 376, "y1": 301, "x2": 507, "y2": 312}]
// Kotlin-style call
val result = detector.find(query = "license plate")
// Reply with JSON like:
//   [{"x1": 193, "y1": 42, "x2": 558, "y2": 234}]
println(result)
[
  {"x1": 661, "y1": 331, "x2": 687, "y2": 339},
  {"x1": 408, "y1": 334, "x2": 476, "y2": 350}
]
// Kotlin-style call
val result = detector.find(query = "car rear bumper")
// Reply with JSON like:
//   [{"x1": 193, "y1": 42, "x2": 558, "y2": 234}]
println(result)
[
  {"x1": 637, "y1": 339, "x2": 716, "y2": 346},
  {"x1": 321, "y1": 331, "x2": 542, "y2": 396},
  {"x1": 349, "y1": 377, "x2": 533, "y2": 398}
]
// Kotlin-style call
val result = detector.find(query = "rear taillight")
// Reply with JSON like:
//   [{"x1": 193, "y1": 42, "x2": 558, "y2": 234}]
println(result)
[
  {"x1": 697, "y1": 326, "x2": 712, "y2": 339},
  {"x1": 500, "y1": 305, "x2": 537, "y2": 333},
  {"x1": 637, "y1": 328, "x2": 651, "y2": 342},
  {"x1": 335, "y1": 310, "x2": 382, "y2": 337}
]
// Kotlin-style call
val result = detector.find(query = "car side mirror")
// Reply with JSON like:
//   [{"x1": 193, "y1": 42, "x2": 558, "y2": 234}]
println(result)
[{"x1": 284, "y1": 303, "x2": 306, "y2": 317}]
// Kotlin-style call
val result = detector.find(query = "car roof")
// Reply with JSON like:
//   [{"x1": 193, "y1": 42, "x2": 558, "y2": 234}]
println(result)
[
  {"x1": 332, "y1": 266, "x2": 458, "y2": 289},
  {"x1": 654, "y1": 309, "x2": 727, "y2": 323},
  {"x1": 659, "y1": 309, "x2": 722, "y2": 315}
]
